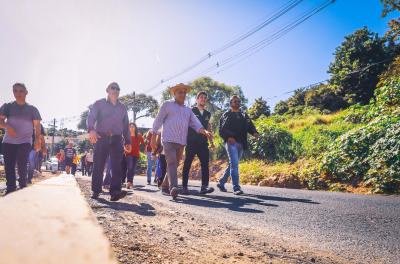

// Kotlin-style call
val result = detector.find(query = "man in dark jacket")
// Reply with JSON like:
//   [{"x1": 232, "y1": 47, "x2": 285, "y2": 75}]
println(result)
[
  {"x1": 182, "y1": 91, "x2": 215, "y2": 195},
  {"x1": 217, "y1": 95, "x2": 259, "y2": 195}
]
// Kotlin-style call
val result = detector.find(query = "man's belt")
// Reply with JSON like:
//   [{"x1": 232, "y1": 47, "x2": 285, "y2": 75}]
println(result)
[{"x1": 97, "y1": 132, "x2": 122, "y2": 138}]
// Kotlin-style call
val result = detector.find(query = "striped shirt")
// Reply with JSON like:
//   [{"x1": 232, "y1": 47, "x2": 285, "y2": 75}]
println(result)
[{"x1": 152, "y1": 100, "x2": 203, "y2": 146}]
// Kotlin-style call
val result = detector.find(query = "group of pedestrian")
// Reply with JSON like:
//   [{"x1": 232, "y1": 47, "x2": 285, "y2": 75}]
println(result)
[
  {"x1": 1, "y1": 81, "x2": 259, "y2": 202},
  {"x1": 149, "y1": 83, "x2": 258, "y2": 200}
]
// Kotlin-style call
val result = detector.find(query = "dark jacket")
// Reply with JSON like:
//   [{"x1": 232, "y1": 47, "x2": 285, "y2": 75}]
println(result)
[
  {"x1": 187, "y1": 107, "x2": 211, "y2": 147},
  {"x1": 219, "y1": 109, "x2": 258, "y2": 150}
]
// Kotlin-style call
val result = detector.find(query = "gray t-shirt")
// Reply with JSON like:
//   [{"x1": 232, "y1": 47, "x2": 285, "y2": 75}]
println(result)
[{"x1": 0, "y1": 102, "x2": 41, "y2": 145}]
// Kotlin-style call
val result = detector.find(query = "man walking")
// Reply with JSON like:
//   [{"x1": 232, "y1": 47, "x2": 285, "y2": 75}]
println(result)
[
  {"x1": 217, "y1": 95, "x2": 259, "y2": 195},
  {"x1": 64, "y1": 142, "x2": 76, "y2": 174},
  {"x1": 151, "y1": 83, "x2": 212, "y2": 200},
  {"x1": 28, "y1": 124, "x2": 46, "y2": 184},
  {"x1": 81, "y1": 151, "x2": 87, "y2": 176},
  {"x1": 85, "y1": 149, "x2": 94, "y2": 176},
  {"x1": 87, "y1": 82, "x2": 131, "y2": 201},
  {"x1": 182, "y1": 91, "x2": 215, "y2": 195},
  {"x1": 0, "y1": 83, "x2": 41, "y2": 194}
]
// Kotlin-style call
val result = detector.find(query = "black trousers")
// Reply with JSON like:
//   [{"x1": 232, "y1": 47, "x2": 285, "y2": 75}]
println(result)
[
  {"x1": 86, "y1": 162, "x2": 93, "y2": 176},
  {"x1": 71, "y1": 164, "x2": 77, "y2": 175},
  {"x1": 92, "y1": 135, "x2": 124, "y2": 195},
  {"x1": 182, "y1": 144, "x2": 209, "y2": 188},
  {"x1": 121, "y1": 156, "x2": 128, "y2": 184},
  {"x1": 3, "y1": 143, "x2": 31, "y2": 191},
  {"x1": 81, "y1": 162, "x2": 86, "y2": 175},
  {"x1": 158, "y1": 154, "x2": 167, "y2": 185}
]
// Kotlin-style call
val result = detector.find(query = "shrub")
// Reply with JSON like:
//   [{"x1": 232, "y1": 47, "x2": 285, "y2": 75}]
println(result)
[
  {"x1": 249, "y1": 122, "x2": 297, "y2": 162},
  {"x1": 365, "y1": 121, "x2": 400, "y2": 193},
  {"x1": 320, "y1": 114, "x2": 400, "y2": 192}
]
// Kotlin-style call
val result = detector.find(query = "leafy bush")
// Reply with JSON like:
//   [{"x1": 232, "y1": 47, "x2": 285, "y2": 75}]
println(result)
[
  {"x1": 320, "y1": 114, "x2": 400, "y2": 192},
  {"x1": 249, "y1": 121, "x2": 297, "y2": 162},
  {"x1": 365, "y1": 121, "x2": 400, "y2": 193},
  {"x1": 239, "y1": 159, "x2": 327, "y2": 190}
]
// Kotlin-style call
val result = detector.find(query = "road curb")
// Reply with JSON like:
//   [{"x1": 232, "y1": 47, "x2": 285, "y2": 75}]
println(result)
[{"x1": 0, "y1": 174, "x2": 117, "y2": 264}]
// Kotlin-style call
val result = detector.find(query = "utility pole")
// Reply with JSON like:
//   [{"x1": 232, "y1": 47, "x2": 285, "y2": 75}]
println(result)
[
  {"x1": 132, "y1": 91, "x2": 136, "y2": 123},
  {"x1": 51, "y1": 118, "x2": 56, "y2": 156}
]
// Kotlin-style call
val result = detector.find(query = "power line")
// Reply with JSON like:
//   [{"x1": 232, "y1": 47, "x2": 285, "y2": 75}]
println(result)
[
  {"x1": 263, "y1": 58, "x2": 393, "y2": 101},
  {"x1": 143, "y1": 0, "x2": 304, "y2": 94},
  {"x1": 204, "y1": 0, "x2": 335, "y2": 77},
  {"x1": 149, "y1": 0, "x2": 335, "y2": 98}
]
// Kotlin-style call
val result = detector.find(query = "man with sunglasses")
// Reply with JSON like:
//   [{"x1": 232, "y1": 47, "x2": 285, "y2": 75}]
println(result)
[
  {"x1": 217, "y1": 95, "x2": 259, "y2": 195},
  {"x1": 0, "y1": 83, "x2": 42, "y2": 194},
  {"x1": 87, "y1": 82, "x2": 131, "y2": 201}
]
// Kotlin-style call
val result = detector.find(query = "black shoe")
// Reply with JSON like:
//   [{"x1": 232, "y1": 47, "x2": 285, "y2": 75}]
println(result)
[
  {"x1": 170, "y1": 187, "x2": 178, "y2": 200},
  {"x1": 216, "y1": 183, "x2": 227, "y2": 192},
  {"x1": 110, "y1": 190, "x2": 127, "y2": 201},
  {"x1": 147, "y1": 181, "x2": 151, "y2": 185},
  {"x1": 5, "y1": 189, "x2": 16, "y2": 195},
  {"x1": 181, "y1": 186, "x2": 189, "y2": 195},
  {"x1": 91, "y1": 192, "x2": 100, "y2": 199},
  {"x1": 200, "y1": 186, "x2": 214, "y2": 195},
  {"x1": 233, "y1": 189, "x2": 244, "y2": 195}
]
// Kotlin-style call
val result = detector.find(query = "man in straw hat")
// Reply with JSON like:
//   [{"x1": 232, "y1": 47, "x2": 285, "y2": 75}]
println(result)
[
  {"x1": 151, "y1": 83, "x2": 212, "y2": 200},
  {"x1": 87, "y1": 82, "x2": 132, "y2": 201}
]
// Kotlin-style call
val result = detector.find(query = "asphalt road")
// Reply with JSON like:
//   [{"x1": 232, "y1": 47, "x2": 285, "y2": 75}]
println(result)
[{"x1": 105, "y1": 175, "x2": 400, "y2": 264}]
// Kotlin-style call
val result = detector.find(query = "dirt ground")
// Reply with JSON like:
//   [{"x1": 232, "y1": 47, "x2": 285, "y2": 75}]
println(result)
[{"x1": 76, "y1": 177, "x2": 343, "y2": 264}]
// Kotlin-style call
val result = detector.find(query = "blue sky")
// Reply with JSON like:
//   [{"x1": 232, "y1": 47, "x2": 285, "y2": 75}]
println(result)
[{"x1": 0, "y1": 0, "x2": 397, "y2": 129}]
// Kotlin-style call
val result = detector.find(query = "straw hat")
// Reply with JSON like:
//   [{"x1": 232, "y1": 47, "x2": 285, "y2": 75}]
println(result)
[{"x1": 169, "y1": 83, "x2": 192, "y2": 95}]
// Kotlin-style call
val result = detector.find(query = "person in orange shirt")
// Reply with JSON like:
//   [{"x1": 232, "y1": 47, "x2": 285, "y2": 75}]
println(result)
[
  {"x1": 125, "y1": 122, "x2": 145, "y2": 188},
  {"x1": 56, "y1": 149, "x2": 65, "y2": 171}
]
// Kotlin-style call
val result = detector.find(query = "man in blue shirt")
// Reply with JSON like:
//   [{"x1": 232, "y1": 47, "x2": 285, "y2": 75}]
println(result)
[
  {"x1": 0, "y1": 83, "x2": 42, "y2": 194},
  {"x1": 87, "y1": 82, "x2": 131, "y2": 201}
]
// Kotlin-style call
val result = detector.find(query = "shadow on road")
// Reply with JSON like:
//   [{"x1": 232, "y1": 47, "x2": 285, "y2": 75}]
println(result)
[
  {"x1": 95, "y1": 197, "x2": 156, "y2": 216},
  {"x1": 241, "y1": 193, "x2": 320, "y2": 204},
  {"x1": 176, "y1": 194, "x2": 277, "y2": 213},
  {"x1": 132, "y1": 185, "x2": 160, "y2": 193}
]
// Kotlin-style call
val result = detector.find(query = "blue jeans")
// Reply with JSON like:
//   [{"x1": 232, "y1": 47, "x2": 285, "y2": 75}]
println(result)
[
  {"x1": 146, "y1": 152, "x2": 153, "y2": 183},
  {"x1": 218, "y1": 142, "x2": 244, "y2": 191},
  {"x1": 126, "y1": 156, "x2": 138, "y2": 183},
  {"x1": 28, "y1": 150, "x2": 38, "y2": 182}
]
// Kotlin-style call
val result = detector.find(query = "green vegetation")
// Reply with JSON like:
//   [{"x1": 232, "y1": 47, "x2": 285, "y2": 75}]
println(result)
[
  {"x1": 219, "y1": 6, "x2": 400, "y2": 193},
  {"x1": 236, "y1": 60, "x2": 400, "y2": 194}
]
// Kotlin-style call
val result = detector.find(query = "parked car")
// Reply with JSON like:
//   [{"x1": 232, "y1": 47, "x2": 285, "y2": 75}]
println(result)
[
  {"x1": 0, "y1": 154, "x2": 4, "y2": 165},
  {"x1": 45, "y1": 157, "x2": 59, "y2": 173}
]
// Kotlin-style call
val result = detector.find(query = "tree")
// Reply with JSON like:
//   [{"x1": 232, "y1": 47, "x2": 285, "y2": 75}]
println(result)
[
  {"x1": 120, "y1": 92, "x2": 159, "y2": 122},
  {"x1": 304, "y1": 84, "x2": 346, "y2": 112},
  {"x1": 54, "y1": 139, "x2": 68, "y2": 153},
  {"x1": 381, "y1": 0, "x2": 400, "y2": 42},
  {"x1": 162, "y1": 77, "x2": 248, "y2": 113},
  {"x1": 160, "y1": 77, "x2": 248, "y2": 130},
  {"x1": 77, "y1": 139, "x2": 93, "y2": 153},
  {"x1": 248, "y1": 97, "x2": 271, "y2": 119},
  {"x1": 328, "y1": 27, "x2": 390, "y2": 105},
  {"x1": 287, "y1": 88, "x2": 307, "y2": 108},
  {"x1": 77, "y1": 110, "x2": 89, "y2": 131},
  {"x1": 274, "y1": 100, "x2": 289, "y2": 115}
]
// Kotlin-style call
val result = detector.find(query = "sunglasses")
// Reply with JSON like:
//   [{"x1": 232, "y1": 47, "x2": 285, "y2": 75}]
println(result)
[
  {"x1": 13, "y1": 89, "x2": 26, "y2": 93},
  {"x1": 232, "y1": 100, "x2": 241, "y2": 103},
  {"x1": 110, "y1": 86, "x2": 120, "y2": 91}
]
